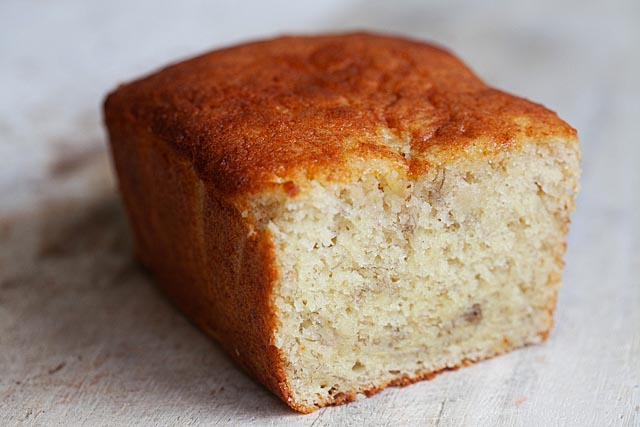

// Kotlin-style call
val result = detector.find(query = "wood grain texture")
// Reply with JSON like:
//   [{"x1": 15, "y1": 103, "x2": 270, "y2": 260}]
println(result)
[{"x1": 1, "y1": 0, "x2": 638, "y2": 425}]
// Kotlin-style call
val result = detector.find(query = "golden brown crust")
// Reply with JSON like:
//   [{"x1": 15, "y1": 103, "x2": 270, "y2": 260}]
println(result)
[
  {"x1": 104, "y1": 32, "x2": 576, "y2": 198},
  {"x1": 106, "y1": 121, "x2": 290, "y2": 403}
]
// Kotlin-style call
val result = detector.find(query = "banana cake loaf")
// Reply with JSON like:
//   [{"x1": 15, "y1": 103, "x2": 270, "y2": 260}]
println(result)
[{"x1": 104, "y1": 32, "x2": 580, "y2": 413}]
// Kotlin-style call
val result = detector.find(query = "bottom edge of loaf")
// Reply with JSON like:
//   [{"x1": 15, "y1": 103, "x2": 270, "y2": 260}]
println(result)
[{"x1": 288, "y1": 328, "x2": 551, "y2": 413}]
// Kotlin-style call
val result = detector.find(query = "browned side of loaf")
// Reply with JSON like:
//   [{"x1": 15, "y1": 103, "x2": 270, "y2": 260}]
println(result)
[{"x1": 104, "y1": 115, "x2": 294, "y2": 405}]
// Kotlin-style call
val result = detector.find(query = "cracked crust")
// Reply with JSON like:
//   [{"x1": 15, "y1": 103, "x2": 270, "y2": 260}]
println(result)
[{"x1": 104, "y1": 32, "x2": 575, "y2": 198}]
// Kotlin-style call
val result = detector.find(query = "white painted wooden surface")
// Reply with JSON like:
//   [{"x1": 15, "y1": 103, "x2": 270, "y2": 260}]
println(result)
[{"x1": 1, "y1": 0, "x2": 638, "y2": 425}]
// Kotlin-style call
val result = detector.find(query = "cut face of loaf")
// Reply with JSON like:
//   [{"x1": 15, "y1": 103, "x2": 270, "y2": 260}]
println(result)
[
  {"x1": 104, "y1": 32, "x2": 580, "y2": 413},
  {"x1": 255, "y1": 140, "x2": 578, "y2": 410}
]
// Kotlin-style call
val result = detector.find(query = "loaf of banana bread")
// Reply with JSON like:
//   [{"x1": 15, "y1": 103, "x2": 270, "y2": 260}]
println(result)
[{"x1": 104, "y1": 32, "x2": 580, "y2": 413}]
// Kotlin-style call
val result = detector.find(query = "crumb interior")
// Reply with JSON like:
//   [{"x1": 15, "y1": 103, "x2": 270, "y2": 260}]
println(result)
[{"x1": 252, "y1": 140, "x2": 578, "y2": 409}]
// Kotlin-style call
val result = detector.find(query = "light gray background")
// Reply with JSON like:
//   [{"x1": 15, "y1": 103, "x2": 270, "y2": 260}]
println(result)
[{"x1": 1, "y1": 0, "x2": 638, "y2": 425}]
